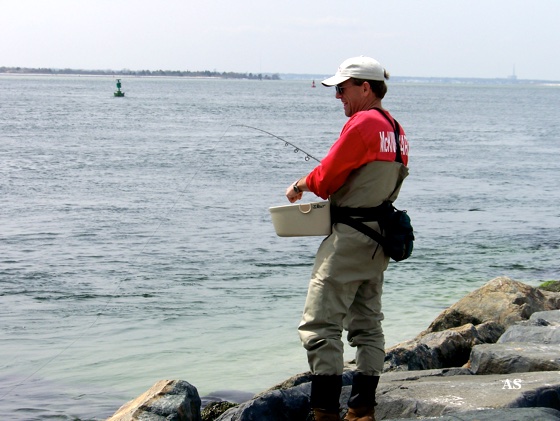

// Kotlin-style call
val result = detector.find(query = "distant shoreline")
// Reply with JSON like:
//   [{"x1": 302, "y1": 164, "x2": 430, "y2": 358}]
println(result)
[
  {"x1": 1, "y1": 66, "x2": 559, "y2": 85},
  {"x1": 0, "y1": 66, "x2": 280, "y2": 81}
]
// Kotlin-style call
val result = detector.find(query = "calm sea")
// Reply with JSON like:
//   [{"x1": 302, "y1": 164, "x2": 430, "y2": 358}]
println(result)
[{"x1": 1, "y1": 75, "x2": 559, "y2": 420}]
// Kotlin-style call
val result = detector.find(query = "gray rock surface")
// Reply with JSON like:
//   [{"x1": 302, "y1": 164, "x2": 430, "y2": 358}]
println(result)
[
  {"x1": 388, "y1": 407, "x2": 560, "y2": 420},
  {"x1": 375, "y1": 369, "x2": 560, "y2": 419},
  {"x1": 470, "y1": 342, "x2": 560, "y2": 374},
  {"x1": 498, "y1": 324, "x2": 560, "y2": 344},
  {"x1": 530, "y1": 309, "x2": 560, "y2": 324},
  {"x1": 498, "y1": 309, "x2": 560, "y2": 344}
]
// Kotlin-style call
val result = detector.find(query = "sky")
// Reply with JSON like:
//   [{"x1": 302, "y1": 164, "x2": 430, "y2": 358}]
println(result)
[{"x1": 2, "y1": 0, "x2": 559, "y2": 81}]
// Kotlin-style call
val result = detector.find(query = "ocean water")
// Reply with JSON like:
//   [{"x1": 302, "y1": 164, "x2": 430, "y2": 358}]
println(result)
[{"x1": 1, "y1": 75, "x2": 559, "y2": 420}]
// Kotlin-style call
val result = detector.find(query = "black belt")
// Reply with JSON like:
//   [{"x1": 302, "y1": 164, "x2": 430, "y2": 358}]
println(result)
[{"x1": 330, "y1": 202, "x2": 391, "y2": 248}]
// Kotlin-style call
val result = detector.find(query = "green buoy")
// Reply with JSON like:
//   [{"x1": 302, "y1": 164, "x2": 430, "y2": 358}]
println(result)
[{"x1": 114, "y1": 79, "x2": 125, "y2": 97}]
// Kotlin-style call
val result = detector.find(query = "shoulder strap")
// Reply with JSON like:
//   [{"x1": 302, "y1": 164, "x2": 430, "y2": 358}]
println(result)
[{"x1": 372, "y1": 107, "x2": 402, "y2": 164}]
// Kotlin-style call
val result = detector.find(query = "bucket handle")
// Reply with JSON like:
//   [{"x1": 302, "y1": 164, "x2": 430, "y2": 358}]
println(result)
[{"x1": 299, "y1": 203, "x2": 312, "y2": 214}]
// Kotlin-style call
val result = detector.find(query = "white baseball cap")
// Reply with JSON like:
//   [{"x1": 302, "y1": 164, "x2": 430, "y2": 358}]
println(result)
[{"x1": 322, "y1": 56, "x2": 386, "y2": 86}]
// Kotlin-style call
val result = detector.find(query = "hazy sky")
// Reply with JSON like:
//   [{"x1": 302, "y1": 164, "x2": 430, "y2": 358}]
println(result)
[{"x1": 2, "y1": 0, "x2": 559, "y2": 80}]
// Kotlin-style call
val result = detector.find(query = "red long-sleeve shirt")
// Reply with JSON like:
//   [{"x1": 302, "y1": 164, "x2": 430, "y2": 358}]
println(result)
[{"x1": 306, "y1": 109, "x2": 409, "y2": 199}]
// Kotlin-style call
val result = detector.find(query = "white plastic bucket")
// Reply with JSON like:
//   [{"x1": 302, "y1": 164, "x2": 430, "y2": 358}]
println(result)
[{"x1": 269, "y1": 201, "x2": 331, "y2": 237}]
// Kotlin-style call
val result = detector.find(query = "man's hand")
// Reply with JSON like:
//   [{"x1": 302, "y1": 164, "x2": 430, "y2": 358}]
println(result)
[{"x1": 286, "y1": 182, "x2": 303, "y2": 203}]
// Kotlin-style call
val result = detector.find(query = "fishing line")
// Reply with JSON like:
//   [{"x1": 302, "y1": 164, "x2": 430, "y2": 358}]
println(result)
[
  {"x1": 231, "y1": 124, "x2": 321, "y2": 163},
  {"x1": 1, "y1": 124, "x2": 318, "y2": 402}
]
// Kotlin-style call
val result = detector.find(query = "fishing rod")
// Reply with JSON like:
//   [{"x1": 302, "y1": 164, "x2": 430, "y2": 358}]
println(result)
[{"x1": 231, "y1": 124, "x2": 321, "y2": 163}]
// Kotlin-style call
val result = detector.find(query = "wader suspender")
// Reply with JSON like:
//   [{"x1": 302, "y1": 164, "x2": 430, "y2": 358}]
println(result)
[
  {"x1": 330, "y1": 109, "x2": 404, "y2": 250},
  {"x1": 374, "y1": 107, "x2": 403, "y2": 165}
]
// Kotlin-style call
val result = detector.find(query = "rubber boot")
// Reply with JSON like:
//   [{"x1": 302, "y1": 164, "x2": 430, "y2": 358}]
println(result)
[
  {"x1": 313, "y1": 408, "x2": 342, "y2": 421},
  {"x1": 310, "y1": 374, "x2": 342, "y2": 420},
  {"x1": 344, "y1": 373, "x2": 379, "y2": 421}
]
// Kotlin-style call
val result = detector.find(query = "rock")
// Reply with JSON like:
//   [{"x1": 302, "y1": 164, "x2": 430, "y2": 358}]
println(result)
[
  {"x1": 254, "y1": 371, "x2": 314, "y2": 397},
  {"x1": 215, "y1": 383, "x2": 312, "y2": 421},
  {"x1": 542, "y1": 290, "x2": 560, "y2": 309},
  {"x1": 539, "y1": 280, "x2": 560, "y2": 293},
  {"x1": 201, "y1": 402, "x2": 238, "y2": 421},
  {"x1": 469, "y1": 342, "x2": 560, "y2": 374},
  {"x1": 468, "y1": 310, "x2": 560, "y2": 375},
  {"x1": 529, "y1": 309, "x2": 560, "y2": 324},
  {"x1": 255, "y1": 368, "x2": 354, "y2": 398},
  {"x1": 388, "y1": 407, "x2": 560, "y2": 420},
  {"x1": 106, "y1": 379, "x2": 201, "y2": 421},
  {"x1": 375, "y1": 369, "x2": 560, "y2": 419},
  {"x1": 499, "y1": 324, "x2": 560, "y2": 344},
  {"x1": 200, "y1": 390, "x2": 253, "y2": 421},
  {"x1": 420, "y1": 277, "x2": 559, "y2": 335},
  {"x1": 215, "y1": 371, "x2": 354, "y2": 421},
  {"x1": 422, "y1": 277, "x2": 559, "y2": 334},
  {"x1": 384, "y1": 321, "x2": 503, "y2": 371},
  {"x1": 201, "y1": 390, "x2": 254, "y2": 407}
]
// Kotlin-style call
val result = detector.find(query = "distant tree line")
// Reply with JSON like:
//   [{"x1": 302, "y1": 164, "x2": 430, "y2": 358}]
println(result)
[{"x1": 0, "y1": 66, "x2": 281, "y2": 80}]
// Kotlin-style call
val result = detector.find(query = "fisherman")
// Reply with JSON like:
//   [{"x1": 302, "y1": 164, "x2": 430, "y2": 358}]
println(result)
[{"x1": 285, "y1": 56, "x2": 410, "y2": 421}]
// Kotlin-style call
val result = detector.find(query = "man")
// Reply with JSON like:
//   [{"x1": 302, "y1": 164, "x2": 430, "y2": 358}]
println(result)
[{"x1": 285, "y1": 56, "x2": 410, "y2": 421}]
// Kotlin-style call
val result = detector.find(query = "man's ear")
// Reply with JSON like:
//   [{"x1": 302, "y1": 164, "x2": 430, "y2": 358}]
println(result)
[{"x1": 361, "y1": 81, "x2": 373, "y2": 97}]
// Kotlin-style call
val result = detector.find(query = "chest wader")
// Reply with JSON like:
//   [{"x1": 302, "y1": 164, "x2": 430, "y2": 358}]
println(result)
[
  {"x1": 311, "y1": 110, "x2": 406, "y2": 421},
  {"x1": 343, "y1": 110, "x2": 404, "y2": 421}
]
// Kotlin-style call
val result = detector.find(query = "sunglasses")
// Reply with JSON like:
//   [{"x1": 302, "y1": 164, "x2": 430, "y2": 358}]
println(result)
[{"x1": 335, "y1": 85, "x2": 345, "y2": 95}]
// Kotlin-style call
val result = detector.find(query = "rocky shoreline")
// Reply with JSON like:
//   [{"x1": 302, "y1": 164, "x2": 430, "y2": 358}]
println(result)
[{"x1": 106, "y1": 277, "x2": 560, "y2": 420}]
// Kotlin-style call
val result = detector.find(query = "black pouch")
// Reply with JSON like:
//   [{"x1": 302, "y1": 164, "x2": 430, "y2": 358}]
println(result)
[{"x1": 379, "y1": 203, "x2": 414, "y2": 262}]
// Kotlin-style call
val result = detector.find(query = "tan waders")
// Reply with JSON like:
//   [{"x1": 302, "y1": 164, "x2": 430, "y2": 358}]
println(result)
[{"x1": 301, "y1": 161, "x2": 407, "y2": 419}]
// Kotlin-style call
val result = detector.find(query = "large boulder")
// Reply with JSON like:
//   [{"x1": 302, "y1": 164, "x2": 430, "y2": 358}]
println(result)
[
  {"x1": 498, "y1": 310, "x2": 560, "y2": 344},
  {"x1": 374, "y1": 369, "x2": 560, "y2": 420},
  {"x1": 106, "y1": 380, "x2": 201, "y2": 421},
  {"x1": 420, "y1": 277, "x2": 559, "y2": 335},
  {"x1": 215, "y1": 384, "x2": 312, "y2": 421},
  {"x1": 469, "y1": 342, "x2": 560, "y2": 374},
  {"x1": 384, "y1": 321, "x2": 503, "y2": 371},
  {"x1": 469, "y1": 310, "x2": 560, "y2": 375}
]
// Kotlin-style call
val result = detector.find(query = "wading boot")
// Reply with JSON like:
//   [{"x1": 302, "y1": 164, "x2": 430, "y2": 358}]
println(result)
[
  {"x1": 313, "y1": 408, "x2": 342, "y2": 421},
  {"x1": 344, "y1": 373, "x2": 379, "y2": 421},
  {"x1": 344, "y1": 406, "x2": 375, "y2": 421},
  {"x1": 310, "y1": 374, "x2": 343, "y2": 421}
]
